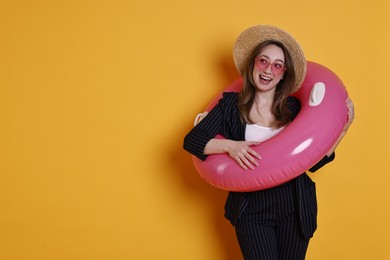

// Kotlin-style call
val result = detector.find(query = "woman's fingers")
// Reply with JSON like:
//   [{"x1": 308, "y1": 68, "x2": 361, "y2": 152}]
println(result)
[
  {"x1": 344, "y1": 97, "x2": 355, "y2": 131},
  {"x1": 236, "y1": 156, "x2": 251, "y2": 170},
  {"x1": 228, "y1": 140, "x2": 262, "y2": 170},
  {"x1": 247, "y1": 147, "x2": 261, "y2": 160},
  {"x1": 347, "y1": 98, "x2": 354, "y2": 122},
  {"x1": 236, "y1": 149, "x2": 261, "y2": 170}
]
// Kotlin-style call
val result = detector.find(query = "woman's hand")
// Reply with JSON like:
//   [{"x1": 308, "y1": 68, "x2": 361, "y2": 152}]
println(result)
[
  {"x1": 326, "y1": 97, "x2": 355, "y2": 156},
  {"x1": 343, "y1": 97, "x2": 355, "y2": 133},
  {"x1": 226, "y1": 140, "x2": 262, "y2": 170},
  {"x1": 204, "y1": 139, "x2": 261, "y2": 170}
]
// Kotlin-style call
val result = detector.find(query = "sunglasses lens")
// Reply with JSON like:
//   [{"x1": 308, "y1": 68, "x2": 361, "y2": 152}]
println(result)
[{"x1": 255, "y1": 58, "x2": 285, "y2": 76}]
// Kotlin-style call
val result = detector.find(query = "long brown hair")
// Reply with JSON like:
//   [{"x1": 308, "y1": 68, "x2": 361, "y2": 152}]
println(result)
[{"x1": 237, "y1": 40, "x2": 297, "y2": 128}]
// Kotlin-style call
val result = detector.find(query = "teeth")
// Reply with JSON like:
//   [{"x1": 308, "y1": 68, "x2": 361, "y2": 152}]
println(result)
[{"x1": 260, "y1": 75, "x2": 272, "y2": 81}]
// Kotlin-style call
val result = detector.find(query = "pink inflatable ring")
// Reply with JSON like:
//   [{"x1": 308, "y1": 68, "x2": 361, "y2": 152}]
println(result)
[{"x1": 192, "y1": 61, "x2": 348, "y2": 192}]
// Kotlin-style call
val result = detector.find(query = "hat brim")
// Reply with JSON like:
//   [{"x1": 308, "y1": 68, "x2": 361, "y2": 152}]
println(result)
[{"x1": 233, "y1": 25, "x2": 306, "y2": 93}]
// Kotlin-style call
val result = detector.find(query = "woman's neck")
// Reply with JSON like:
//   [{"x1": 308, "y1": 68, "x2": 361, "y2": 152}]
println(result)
[
  {"x1": 254, "y1": 91, "x2": 274, "y2": 110},
  {"x1": 252, "y1": 92, "x2": 276, "y2": 127}
]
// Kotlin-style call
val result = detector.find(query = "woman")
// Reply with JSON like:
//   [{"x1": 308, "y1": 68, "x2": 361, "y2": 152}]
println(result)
[{"x1": 183, "y1": 25, "x2": 354, "y2": 260}]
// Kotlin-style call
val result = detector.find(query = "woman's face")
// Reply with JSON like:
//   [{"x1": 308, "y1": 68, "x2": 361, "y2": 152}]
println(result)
[{"x1": 252, "y1": 44, "x2": 286, "y2": 93}]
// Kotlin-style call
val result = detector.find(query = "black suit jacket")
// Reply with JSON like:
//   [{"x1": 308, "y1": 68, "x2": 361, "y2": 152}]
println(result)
[{"x1": 184, "y1": 92, "x2": 335, "y2": 238}]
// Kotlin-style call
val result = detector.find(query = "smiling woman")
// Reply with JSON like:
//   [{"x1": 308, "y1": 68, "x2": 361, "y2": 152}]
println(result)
[
  {"x1": 191, "y1": 61, "x2": 349, "y2": 192},
  {"x1": 183, "y1": 24, "x2": 354, "y2": 260}
]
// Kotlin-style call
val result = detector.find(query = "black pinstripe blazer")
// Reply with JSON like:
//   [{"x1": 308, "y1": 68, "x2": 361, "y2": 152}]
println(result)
[{"x1": 184, "y1": 92, "x2": 335, "y2": 238}]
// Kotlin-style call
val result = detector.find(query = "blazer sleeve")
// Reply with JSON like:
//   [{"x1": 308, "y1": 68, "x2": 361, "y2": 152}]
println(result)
[
  {"x1": 288, "y1": 96, "x2": 336, "y2": 172},
  {"x1": 183, "y1": 93, "x2": 235, "y2": 161}
]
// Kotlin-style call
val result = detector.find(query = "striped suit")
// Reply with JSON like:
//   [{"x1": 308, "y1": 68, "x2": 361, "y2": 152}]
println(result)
[{"x1": 184, "y1": 92, "x2": 335, "y2": 260}]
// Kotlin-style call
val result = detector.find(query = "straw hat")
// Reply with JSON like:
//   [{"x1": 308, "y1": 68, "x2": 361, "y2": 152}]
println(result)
[{"x1": 233, "y1": 25, "x2": 306, "y2": 92}]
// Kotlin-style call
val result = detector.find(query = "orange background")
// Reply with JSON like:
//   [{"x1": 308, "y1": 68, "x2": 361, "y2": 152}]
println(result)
[{"x1": 1, "y1": 0, "x2": 389, "y2": 259}]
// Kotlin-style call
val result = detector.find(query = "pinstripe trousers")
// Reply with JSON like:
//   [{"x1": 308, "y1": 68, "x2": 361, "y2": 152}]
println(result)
[{"x1": 233, "y1": 179, "x2": 310, "y2": 260}]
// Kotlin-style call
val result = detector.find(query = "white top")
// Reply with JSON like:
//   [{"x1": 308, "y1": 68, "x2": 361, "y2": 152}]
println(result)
[{"x1": 245, "y1": 124, "x2": 284, "y2": 142}]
